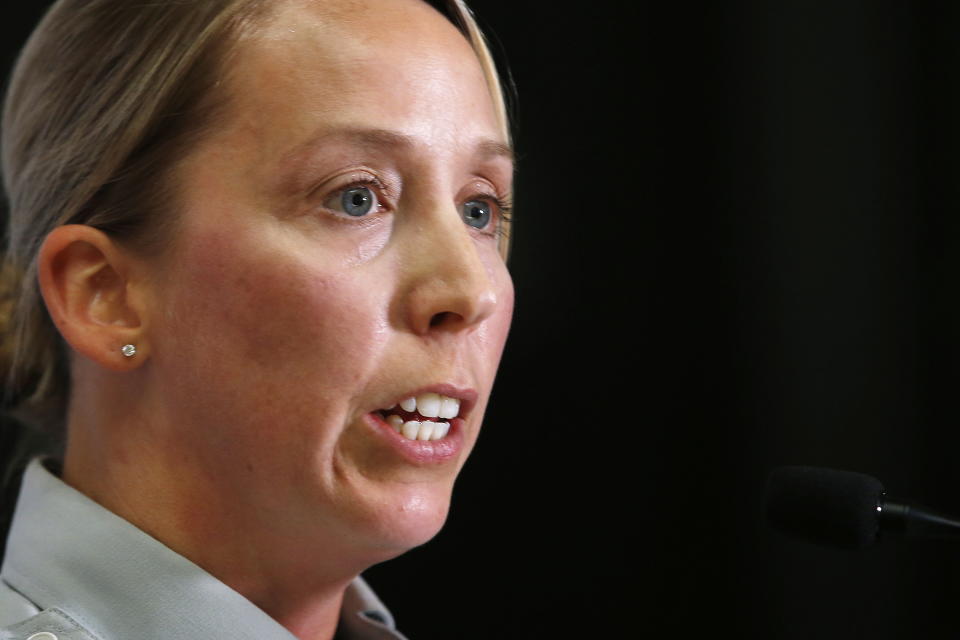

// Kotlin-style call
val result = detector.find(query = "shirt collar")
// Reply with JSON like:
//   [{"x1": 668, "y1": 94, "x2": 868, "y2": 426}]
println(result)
[{"x1": 1, "y1": 459, "x2": 402, "y2": 640}]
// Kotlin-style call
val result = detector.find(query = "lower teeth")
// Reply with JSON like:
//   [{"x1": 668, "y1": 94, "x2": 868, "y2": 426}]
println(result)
[{"x1": 384, "y1": 414, "x2": 450, "y2": 441}]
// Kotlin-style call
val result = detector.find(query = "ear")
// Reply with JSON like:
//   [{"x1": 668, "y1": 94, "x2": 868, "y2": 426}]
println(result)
[{"x1": 37, "y1": 225, "x2": 148, "y2": 371}]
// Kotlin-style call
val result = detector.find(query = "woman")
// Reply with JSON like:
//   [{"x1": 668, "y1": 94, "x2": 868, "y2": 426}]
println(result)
[{"x1": 0, "y1": 0, "x2": 514, "y2": 638}]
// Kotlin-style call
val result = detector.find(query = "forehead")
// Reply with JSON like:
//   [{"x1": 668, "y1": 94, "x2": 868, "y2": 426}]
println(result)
[{"x1": 216, "y1": 0, "x2": 504, "y2": 159}]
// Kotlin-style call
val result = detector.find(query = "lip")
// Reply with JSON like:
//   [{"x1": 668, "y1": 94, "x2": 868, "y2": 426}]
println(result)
[
  {"x1": 365, "y1": 384, "x2": 478, "y2": 465},
  {"x1": 364, "y1": 413, "x2": 466, "y2": 464}
]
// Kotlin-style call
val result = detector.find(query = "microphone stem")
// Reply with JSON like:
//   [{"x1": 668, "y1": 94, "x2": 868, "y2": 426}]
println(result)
[{"x1": 879, "y1": 500, "x2": 960, "y2": 539}]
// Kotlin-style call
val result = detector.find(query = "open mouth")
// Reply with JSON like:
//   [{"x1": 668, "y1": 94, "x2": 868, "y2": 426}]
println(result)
[{"x1": 374, "y1": 392, "x2": 461, "y2": 442}]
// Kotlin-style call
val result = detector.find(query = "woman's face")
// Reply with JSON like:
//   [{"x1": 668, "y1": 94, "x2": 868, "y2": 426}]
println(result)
[{"x1": 141, "y1": 0, "x2": 513, "y2": 560}]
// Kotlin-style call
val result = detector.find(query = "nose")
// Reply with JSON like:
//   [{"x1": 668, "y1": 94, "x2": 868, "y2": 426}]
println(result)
[{"x1": 400, "y1": 208, "x2": 500, "y2": 336}]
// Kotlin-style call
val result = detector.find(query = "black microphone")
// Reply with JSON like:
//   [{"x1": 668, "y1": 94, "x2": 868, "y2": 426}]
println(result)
[{"x1": 764, "y1": 466, "x2": 960, "y2": 549}]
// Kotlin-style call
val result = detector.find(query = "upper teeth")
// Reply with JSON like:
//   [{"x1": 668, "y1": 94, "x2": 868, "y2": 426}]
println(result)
[{"x1": 395, "y1": 392, "x2": 460, "y2": 419}]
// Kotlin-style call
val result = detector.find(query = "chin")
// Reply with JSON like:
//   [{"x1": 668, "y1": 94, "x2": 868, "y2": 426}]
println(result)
[{"x1": 355, "y1": 484, "x2": 455, "y2": 557}]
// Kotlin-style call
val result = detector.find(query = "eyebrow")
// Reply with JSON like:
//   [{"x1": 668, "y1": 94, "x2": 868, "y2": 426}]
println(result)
[{"x1": 285, "y1": 127, "x2": 515, "y2": 165}]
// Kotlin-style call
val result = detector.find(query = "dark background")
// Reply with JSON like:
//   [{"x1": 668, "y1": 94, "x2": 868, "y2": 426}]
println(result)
[{"x1": 5, "y1": 1, "x2": 960, "y2": 638}]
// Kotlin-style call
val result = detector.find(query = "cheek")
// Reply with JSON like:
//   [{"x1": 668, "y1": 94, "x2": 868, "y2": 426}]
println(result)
[
  {"x1": 493, "y1": 272, "x2": 515, "y2": 345},
  {"x1": 154, "y1": 229, "x2": 390, "y2": 439},
  {"x1": 482, "y1": 262, "x2": 515, "y2": 367}
]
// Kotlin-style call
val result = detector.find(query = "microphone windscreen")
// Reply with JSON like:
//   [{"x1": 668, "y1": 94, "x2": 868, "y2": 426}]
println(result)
[{"x1": 765, "y1": 466, "x2": 884, "y2": 549}]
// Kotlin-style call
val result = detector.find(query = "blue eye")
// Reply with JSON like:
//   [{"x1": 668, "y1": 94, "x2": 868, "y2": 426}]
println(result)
[
  {"x1": 462, "y1": 200, "x2": 491, "y2": 229},
  {"x1": 341, "y1": 186, "x2": 376, "y2": 217}
]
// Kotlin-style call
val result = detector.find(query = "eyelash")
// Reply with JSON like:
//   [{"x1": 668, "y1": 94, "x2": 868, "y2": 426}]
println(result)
[
  {"x1": 323, "y1": 177, "x2": 513, "y2": 239},
  {"x1": 468, "y1": 193, "x2": 513, "y2": 240}
]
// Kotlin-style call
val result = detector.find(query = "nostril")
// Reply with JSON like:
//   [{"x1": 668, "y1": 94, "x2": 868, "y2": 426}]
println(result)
[{"x1": 429, "y1": 311, "x2": 457, "y2": 327}]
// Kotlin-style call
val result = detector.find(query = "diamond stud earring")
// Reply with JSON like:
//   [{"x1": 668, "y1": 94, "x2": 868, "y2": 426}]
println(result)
[{"x1": 121, "y1": 344, "x2": 137, "y2": 358}]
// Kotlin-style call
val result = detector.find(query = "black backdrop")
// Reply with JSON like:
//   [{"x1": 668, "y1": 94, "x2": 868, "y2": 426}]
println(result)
[{"x1": 5, "y1": 1, "x2": 960, "y2": 638}]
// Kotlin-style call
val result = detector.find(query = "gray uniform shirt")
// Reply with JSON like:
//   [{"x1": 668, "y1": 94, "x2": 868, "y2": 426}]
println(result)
[{"x1": 0, "y1": 460, "x2": 408, "y2": 640}]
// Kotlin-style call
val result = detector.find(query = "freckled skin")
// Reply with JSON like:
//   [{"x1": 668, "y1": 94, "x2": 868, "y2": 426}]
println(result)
[{"x1": 62, "y1": 0, "x2": 513, "y2": 637}]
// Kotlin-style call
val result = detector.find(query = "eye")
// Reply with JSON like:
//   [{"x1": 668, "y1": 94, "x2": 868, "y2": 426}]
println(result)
[
  {"x1": 462, "y1": 199, "x2": 492, "y2": 229},
  {"x1": 338, "y1": 186, "x2": 378, "y2": 217}
]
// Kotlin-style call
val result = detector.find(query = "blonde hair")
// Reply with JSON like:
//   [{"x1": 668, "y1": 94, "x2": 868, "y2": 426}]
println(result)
[{"x1": 0, "y1": 0, "x2": 512, "y2": 429}]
